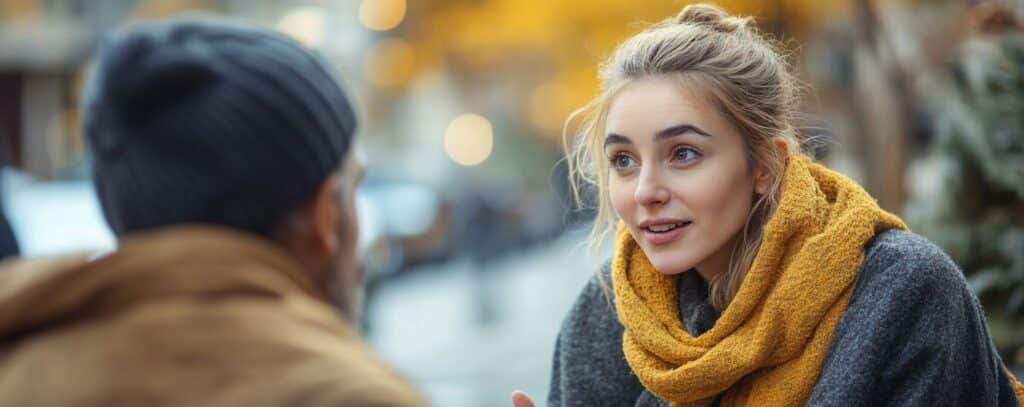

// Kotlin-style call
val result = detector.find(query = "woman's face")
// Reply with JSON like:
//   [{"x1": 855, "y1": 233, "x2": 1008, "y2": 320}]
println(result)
[{"x1": 605, "y1": 75, "x2": 765, "y2": 278}]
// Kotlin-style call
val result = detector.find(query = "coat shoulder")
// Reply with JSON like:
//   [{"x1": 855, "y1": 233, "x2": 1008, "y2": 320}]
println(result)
[{"x1": 858, "y1": 229, "x2": 966, "y2": 296}]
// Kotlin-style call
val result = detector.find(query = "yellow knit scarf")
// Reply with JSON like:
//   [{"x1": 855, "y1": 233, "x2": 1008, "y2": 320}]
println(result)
[{"x1": 612, "y1": 154, "x2": 910, "y2": 406}]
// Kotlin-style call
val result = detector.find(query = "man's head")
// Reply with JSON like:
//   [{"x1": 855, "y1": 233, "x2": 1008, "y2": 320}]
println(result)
[
  {"x1": 82, "y1": 17, "x2": 365, "y2": 320},
  {"x1": 271, "y1": 149, "x2": 366, "y2": 322}
]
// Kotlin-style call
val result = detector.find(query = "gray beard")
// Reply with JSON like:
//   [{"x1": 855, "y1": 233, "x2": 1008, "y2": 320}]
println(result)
[{"x1": 326, "y1": 263, "x2": 365, "y2": 331}]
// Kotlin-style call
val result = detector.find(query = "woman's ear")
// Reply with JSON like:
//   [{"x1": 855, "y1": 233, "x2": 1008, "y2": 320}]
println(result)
[
  {"x1": 754, "y1": 138, "x2": 790, "y2": 195},
  {"x1": 772, "y1": 137, "x2": 789, "y2": 159}
]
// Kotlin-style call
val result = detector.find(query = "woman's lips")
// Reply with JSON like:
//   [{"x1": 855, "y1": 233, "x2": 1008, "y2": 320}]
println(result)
[{"x1": 641, "y1": 222, "x2": 691, "y2": 246}]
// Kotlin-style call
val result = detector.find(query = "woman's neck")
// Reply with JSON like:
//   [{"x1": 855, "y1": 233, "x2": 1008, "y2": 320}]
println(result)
[{"x1": 695, "y1": 234, "x2": 741, "y2": 284}]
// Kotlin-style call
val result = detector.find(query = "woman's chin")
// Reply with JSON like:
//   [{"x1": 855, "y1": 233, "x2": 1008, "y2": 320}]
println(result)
[{"x1": 649, "y1": 257, "x2": 695, "y2": 275}]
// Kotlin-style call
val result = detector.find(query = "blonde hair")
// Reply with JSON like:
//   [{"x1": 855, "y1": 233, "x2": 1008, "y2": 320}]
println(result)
[{"x1": 565, "y1": 4, "x2": 807, "y2": 311}]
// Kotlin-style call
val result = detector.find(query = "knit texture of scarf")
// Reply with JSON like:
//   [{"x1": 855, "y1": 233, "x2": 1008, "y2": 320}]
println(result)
[{"x1": 611, "y1": 154, "x2": 909, "y2": 406}]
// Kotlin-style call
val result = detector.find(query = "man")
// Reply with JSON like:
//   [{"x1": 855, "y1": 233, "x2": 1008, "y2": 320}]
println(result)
[{"x1": 0, "y1": 17, "x2": 425, "y2": 406}]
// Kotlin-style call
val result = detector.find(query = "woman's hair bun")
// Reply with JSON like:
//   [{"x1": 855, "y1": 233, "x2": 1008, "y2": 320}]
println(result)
[{"x1": 675, "y1": 4, "x2": 751, "y2": 33}]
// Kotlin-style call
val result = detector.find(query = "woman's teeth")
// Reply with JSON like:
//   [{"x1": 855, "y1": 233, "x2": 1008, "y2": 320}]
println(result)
[{"x1": 646, "y1": 222, "x2": 687, "y2": 233}]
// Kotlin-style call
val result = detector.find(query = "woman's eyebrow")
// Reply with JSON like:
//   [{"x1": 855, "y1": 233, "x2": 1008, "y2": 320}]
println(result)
[
  {"x1": 605, "y1": 124, "x2": 712, "y2": 148},
  {"x1": 604, "y1": 133, "x2": 632, "y2": 148},
  {"x1": 656, "y1": 124, "x2": 712, "y2": 140}
]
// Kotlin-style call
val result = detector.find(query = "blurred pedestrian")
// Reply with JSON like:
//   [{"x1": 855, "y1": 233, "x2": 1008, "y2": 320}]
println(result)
[
  {"x1": 0, "y1": 17, "x2": 425, "y2": 406},
  {"x1": 517, "y1": 3, "x2": 1024, "y2": 406},
  {"x1": 0, "y1": 195, "x2": 18, "y2": 261},
  {"x1": 0, "y1": 141, "x2": 19, "y2": 260}
]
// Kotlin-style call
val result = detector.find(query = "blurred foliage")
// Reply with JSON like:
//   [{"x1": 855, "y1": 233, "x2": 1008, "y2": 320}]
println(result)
[
  {"x1": 131, "y1": 0, "x2": 213, "y2": 19},
  {"x1": 913, "y1": 12, "x2": 1024, "y2": 363},
  {"x1": 0, "y1": 0, "x2": 39, "y2": 20}
]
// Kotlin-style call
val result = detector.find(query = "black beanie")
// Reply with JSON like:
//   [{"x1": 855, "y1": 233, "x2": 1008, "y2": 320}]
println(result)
[{"x1": 83, "y1": 17, "x2": 356, "y2": 237}]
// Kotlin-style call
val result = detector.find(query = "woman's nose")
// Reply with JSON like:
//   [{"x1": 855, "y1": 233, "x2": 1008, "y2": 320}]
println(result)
[{"x1": 634, "y1": 167, "x2": 669, "y2": 206}]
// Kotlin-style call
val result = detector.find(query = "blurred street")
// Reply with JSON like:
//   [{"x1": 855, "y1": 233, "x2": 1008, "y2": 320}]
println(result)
[
  {"x1": 367, "y1": 225, "x2": 607, "y2": 407},
  {"x1": 0, "y1": 0, "x2": 1022, "y2": 404}
]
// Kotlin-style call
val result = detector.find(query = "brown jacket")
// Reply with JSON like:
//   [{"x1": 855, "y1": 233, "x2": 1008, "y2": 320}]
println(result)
[{"x1": 0, "y1": 226, "x2": 426, "y2": 407}]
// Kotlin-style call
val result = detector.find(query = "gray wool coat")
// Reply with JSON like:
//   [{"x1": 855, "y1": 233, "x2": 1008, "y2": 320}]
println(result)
[{"x1": 548, "y1": 230, "x2": 1022, "y2": 406}]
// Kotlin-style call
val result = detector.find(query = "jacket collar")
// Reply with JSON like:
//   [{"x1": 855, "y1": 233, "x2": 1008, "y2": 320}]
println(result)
[{"x1": 0, "y1": 225, "x2": 321, "y2": 340}]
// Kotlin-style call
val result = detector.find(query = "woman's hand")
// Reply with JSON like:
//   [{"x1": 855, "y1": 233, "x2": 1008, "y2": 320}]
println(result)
[{"x1": 511, "y1": 390, "x2": 535, "y2": 407}]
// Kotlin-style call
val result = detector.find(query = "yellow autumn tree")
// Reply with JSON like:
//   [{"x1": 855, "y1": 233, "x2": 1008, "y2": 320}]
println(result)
[{"x1": 385, "y1": 0, "x2": 852, "y2": 140}]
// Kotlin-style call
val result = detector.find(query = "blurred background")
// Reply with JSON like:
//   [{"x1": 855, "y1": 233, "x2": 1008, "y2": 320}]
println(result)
[{"x1": 0, "y1": 0, "x2": 1022, "y2": 405}]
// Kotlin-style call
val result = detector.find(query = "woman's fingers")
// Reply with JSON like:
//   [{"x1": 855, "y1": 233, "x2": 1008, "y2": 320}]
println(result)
[{"x1": 511, "y1": 390, "x2": 536, "y2": 407}]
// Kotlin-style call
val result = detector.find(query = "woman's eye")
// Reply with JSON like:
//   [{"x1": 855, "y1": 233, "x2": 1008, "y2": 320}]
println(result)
[
  {"x1": 673, "y1": 147, "x2": 701, "y2": 163},
  {"x1": 610, "y1": 154, "x2": 638, "y2": 169}
]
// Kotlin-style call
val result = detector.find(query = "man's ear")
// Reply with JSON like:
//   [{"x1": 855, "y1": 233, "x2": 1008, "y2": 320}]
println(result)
[
  {"x1": 754, "y1": 138, "x2": 790, "y2": 195},
  {"x1": 301, "y1": 176, "x2": 341, "y2": 256}
]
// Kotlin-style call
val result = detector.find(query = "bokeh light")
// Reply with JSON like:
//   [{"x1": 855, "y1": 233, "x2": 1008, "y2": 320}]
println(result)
[
  {"x1": 275, "y1": 6, "x2": 326, "y2": 48},
  {"x1": 359, "y1": 0, "x2": 407, "y2": 32},
  {"x1": 444, "y1": 114, "x2": 494, "y2": 166}
]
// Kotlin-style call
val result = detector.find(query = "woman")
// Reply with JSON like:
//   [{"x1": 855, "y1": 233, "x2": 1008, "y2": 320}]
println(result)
[{"x1": 513, "y1": 4, "x2": 1024, "y2": 406}]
